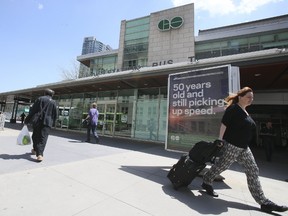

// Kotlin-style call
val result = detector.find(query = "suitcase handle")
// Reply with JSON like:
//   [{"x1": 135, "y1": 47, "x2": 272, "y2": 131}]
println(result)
[{"x1": 215, "y1": 139, "x2": 225, "y2": 147}]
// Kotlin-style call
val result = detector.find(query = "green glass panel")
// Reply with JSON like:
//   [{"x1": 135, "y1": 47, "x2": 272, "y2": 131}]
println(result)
[
  {"x1": 125, "y1": 32, "x2": 149, "y2": 41},
  {"x1": 248, "y1": 36, "x2": 259, "y2": 44},
  {"x1": 126, "y1": 25, "x2": 150, "y2": 34},
  {"x1": 126, "y1": 17, "x2": 150, "y2": 28},
  {"x1": 125, "y1": 38, "x2": 148, "y2": 45},
  {"x1": 278, "y1": 32, "x2": 288, "y2": 40},
  {"x1": 260, "y1": 34, "x2": 274, "y2": 43},
  {"x1": 195, "y1": 43, "x2": 213, "y2": 51}
]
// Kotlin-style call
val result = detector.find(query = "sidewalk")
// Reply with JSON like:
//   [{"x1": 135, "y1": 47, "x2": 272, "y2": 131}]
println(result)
[{"x1": 0, "y1": 123, "x2": 287, "y2": 216}]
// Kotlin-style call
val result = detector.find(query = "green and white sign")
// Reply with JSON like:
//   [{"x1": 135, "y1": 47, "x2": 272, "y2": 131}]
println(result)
[{"x1": 158, "y1": 16, "x2": 184, "y2": 31}]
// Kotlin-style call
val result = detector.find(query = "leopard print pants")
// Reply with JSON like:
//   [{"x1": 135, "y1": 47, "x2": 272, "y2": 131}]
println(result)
[{"x1": 203, "y1": 142, "x2": 268, "y2": 205}]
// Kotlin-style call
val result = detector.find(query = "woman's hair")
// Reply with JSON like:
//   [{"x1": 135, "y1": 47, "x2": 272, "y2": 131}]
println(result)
[
  {"x1": 92, "y1": 102, "x2": 97, "y2": 108},
  {"x1": 225, "y1": 86, "x2": 253, "y2": 107}
]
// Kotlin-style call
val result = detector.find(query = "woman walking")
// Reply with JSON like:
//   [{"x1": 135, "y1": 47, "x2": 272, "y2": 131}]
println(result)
[{"x1": 201, "y1": 87, "x2": 288, "y2": 213}]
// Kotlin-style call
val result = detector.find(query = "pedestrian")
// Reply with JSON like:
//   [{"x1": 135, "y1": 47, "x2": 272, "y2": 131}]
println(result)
[
  {"x1": 148, "y1": 118, "x2": 157, "y2": 140},
  {"x1": 20, "y1": 112, "x2": 26, "y2": 124},
  {"x1": 260, "y1": 121, "x2": 275, "y2": 162},
  {"x1": 201, "y1": 87, "x2": 288, "y2": 213},
  {"x1": 0, "y1": 111, "x2": 5, "y2": 130},
  {"x1": 24, "y1": 88, "x2": 57, "y2": 162},
  {"x1": 85, "y1": 102, "x2": 100, "y2": 144}
]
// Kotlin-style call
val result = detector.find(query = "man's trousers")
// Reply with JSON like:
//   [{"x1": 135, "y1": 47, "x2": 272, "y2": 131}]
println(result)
[{"x1": 32, "y1": 124, "x2": 50, "y2": 156}]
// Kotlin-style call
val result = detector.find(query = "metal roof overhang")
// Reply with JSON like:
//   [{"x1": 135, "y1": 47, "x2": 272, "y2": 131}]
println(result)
[
  {"x1": 1, "y1": 48, "x2": 288, "y2": 101},
  {"x1": 77, "y1": 49, "x2": 119, "y2": 67}
]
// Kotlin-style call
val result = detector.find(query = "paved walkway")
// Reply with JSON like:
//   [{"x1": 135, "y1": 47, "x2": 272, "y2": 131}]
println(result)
[{"x1": 0, "y1": 122, "x2": 287, "y2": 216}]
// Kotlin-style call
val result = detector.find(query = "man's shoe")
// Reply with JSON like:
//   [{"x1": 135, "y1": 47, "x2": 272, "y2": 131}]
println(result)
[
  {"x1": 201, "y1": 182, "x2": 218, "y2": 197},
  {"x1": 36, "y1": 155, "x2": 43, "y2": 162},
  {"x1": 31, "y1": 149, "x2": 36, "y2": 155},
  {"x1": 261, "y1": 201, "x2": 288, "y2": 213}
]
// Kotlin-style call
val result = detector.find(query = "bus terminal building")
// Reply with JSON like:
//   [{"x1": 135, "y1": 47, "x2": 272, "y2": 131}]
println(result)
[{"x1": 0, "y1": 3, "x2": 288, "y2": 149}]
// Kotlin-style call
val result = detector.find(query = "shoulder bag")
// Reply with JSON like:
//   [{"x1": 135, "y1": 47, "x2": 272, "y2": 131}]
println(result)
[{"x1": 31, "y1": 99, "x2": 52, "y2": 127}]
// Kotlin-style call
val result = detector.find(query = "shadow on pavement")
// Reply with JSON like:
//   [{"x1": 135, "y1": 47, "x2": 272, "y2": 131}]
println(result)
[
  {"x1": 120, "y1": 165, "x2": 283, "y2": 215},
  {"x1": 162, "y1": 186, "x2": 261, "y2": 215},
  {"x1": 119, "y1": 164, "x2": 260, "y2": 214},
  {"x1": 0, "y1": 152, "x2": 38, "y2": 162}
]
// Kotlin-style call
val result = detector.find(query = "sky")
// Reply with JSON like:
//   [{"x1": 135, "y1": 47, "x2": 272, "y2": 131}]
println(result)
[{"x1": 0, "y1": 0, "x2": 287, "y2": 93}]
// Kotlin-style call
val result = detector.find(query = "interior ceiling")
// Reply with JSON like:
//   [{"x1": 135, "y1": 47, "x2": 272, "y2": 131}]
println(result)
[
  {"x1": 4, "y1": 59, "x2": 288, "y2": 101},
  {"x1": 240, "y1": 61, "x2": 288, "y2": 91}
]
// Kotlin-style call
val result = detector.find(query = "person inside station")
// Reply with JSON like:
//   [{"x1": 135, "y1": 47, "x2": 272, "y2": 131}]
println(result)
[
  {"x1": 20, "y1": 112, "x2": 26, "y2": 124},
  {"x1": 260, "y1": 120, "x2": 276, "y2": 162}
]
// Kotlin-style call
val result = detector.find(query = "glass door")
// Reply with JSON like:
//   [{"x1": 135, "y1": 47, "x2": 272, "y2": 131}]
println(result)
[{"x1": 97, "y1": 102, "x2": 116, "y2": 136}]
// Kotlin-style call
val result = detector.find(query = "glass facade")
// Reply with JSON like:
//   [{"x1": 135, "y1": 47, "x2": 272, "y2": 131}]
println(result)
[
  {"x1": 51, "y1": 87, "x2": 167, "y2": 142},
  {"x1": 195, "y1": 31, "x2": 288, "y2": 59},
  {"x1": 135, "y1": 88, "x2": 160, "y2": 140},
  {"x1": 90, "y1": 55, "x2": 118, "y2": 76},
  {"x1": 123, "y1": 17, "x2": 150, "y2": 70},
  {"x1": 56, "y1": 95, "x2": 72, "y2": 129}
]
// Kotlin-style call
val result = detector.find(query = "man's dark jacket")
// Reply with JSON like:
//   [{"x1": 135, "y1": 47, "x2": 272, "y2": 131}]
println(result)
[{"x1": 24, "y1": 95, "x2": 57, "y2": 128}]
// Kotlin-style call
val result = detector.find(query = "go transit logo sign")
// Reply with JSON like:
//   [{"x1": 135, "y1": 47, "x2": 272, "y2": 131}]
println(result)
[{"x1": 158, "y1": 16, "x2": 184, "y2": 31}]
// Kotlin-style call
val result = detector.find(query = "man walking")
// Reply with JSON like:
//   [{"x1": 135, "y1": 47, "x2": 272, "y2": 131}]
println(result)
[{"x1": 24, "y1": 88, "x2": 57, "y2": 162}]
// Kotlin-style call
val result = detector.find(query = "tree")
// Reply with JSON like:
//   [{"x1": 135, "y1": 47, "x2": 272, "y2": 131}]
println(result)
[{"x1": 60, "y1": 60, "x2": 80, "y2": 80}]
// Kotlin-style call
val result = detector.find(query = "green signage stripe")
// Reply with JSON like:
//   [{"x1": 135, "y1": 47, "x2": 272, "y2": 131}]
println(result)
[{"x1": 171, "y1": 17, "x2": 183, "y2": 28}]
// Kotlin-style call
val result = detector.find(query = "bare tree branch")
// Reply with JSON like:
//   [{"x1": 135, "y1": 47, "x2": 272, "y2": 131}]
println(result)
[{"x1": 60, "y1": 60, "x2": 80, "y2": 80}]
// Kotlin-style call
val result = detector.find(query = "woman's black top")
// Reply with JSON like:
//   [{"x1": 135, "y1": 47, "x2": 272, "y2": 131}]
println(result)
[{"x1": 222, "y1": 104, "x2": 256, "y2": 149}]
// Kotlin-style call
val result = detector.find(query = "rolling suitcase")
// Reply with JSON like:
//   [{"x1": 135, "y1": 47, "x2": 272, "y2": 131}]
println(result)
[
  {"x1": 189, "y1": 140, "x2": 223, "y2": 164},
  {"x1": 167, "y1": 154, "x2": 206, "y2": 189},
  {"x1": 167, "y1": 140, "x2": 223, "y2": 190}
]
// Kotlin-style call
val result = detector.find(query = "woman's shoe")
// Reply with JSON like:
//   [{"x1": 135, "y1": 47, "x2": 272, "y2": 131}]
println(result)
[
  {"x1": 201, "y1": 182, "x2": 219, "y2": 197},
  {"x1": 261, "y1": 201, "x2": 288, "y2": 213}
]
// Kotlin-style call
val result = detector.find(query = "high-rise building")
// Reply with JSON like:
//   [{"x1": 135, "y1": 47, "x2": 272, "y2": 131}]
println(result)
[{"x1": 81, "y1": 37, "x2": 112, "y2": 55}]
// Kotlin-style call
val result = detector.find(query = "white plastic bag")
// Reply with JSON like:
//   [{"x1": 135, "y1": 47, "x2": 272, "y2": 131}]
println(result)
[{"x1": 17, "y1": 125, "x2": 32, "y2": 145}]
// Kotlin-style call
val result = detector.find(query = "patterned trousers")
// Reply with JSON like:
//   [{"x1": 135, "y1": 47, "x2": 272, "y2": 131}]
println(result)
[{"x1": 203, "y1": 142, "x2": 268, "y2": 205}]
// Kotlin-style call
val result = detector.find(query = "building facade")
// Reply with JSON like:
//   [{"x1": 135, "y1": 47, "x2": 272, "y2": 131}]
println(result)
[{"x1": 0, "y1": 3, "x2": 288, "y2": 149}]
